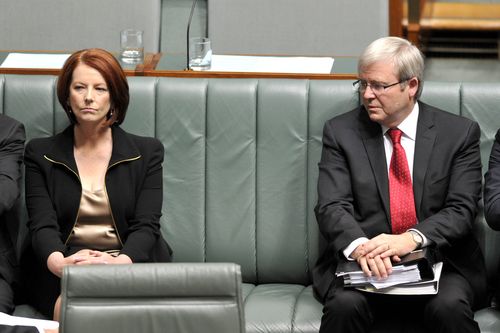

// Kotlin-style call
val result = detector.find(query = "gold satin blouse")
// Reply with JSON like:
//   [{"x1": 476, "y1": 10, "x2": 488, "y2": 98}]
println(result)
[{"x1": 66, "y1": 188, "x2": 121, "y2": 253}]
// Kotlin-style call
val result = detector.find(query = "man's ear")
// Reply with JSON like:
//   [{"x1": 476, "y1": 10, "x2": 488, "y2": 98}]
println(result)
[{"x1": 408, "y1": 77, "x2": 419, "y2": 99}]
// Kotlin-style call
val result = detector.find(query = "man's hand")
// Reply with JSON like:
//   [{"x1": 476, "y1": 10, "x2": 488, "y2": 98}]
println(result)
[
  {"x1": 356, "y1": 251, "x2": 393, "y2": 279},
  {"x1": 363, "y1": 232, "x2": 417, "y2": 260},
  {"x1": 351, "y1": 232, "x2": 418, "y2": 279}
]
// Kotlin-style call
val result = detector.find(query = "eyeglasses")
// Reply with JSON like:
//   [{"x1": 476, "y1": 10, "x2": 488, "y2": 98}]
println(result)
[{"x1": 353, "y1": 79, "x2": 409, "y2": 94}]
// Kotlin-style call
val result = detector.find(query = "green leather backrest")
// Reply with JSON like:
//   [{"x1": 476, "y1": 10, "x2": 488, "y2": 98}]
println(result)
[
  {"x1": 154, "y1": 79, "x2": 359, "y2": 285},
  {"x1": 1, "y1": 75, "x2": 499, "y2": 287},
  {"x1": 60, "y1": 263, "x2": 245, "y2": 333},
  {"x1": 461, "y1": 83, "x2": 500, "y2": 286}
]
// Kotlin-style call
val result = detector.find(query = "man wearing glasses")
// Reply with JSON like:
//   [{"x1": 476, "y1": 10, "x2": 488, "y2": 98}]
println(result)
[{"x1": 314, "y1": 37, "x2": 486, "y2": 332}]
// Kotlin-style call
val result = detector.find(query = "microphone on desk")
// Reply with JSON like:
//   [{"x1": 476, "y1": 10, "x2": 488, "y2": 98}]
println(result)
[{"x1": 185, "y1": 0, "x2": 199, "y2": 70}]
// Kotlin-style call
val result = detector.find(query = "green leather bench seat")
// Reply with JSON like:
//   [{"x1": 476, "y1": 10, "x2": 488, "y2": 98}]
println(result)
[{"x1": 1, "y1": 75, "x2": 499, "y2": 332}]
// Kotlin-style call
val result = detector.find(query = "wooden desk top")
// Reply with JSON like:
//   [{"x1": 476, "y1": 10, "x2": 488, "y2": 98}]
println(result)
[
  {"x1": 0, "y1": 50, "x2": 155, "y2": 76},
  {"x1": 0, "y1": 51, "x2": 358, "y2": 80},
  {"x1": 144, "y1": 53, "x2": 358, "y2": 80}
]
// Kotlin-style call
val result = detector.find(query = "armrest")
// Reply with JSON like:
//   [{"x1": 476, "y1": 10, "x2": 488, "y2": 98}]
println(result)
[{"x1": 60, "y1": 263, "x2": 245, "y2": 333}]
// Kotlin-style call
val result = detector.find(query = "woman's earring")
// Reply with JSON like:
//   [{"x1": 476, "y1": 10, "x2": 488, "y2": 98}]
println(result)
[{"x1": 106, "y1": 109, "x2": 114, "y2": 120}]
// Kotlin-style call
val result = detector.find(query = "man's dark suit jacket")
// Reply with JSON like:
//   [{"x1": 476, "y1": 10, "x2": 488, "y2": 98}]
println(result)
[
  {"x1": 313, "y1": 101, "x2": 487, "y2": 307},
  {"x1": 484, "y1": 129, "x2": 500, "y2": 230},
  {"x1": 0, "y1": 114, "x2": 25, "y2": 313},
  {"x1": 0, "y1": 325, "x2": 38, "y2": 333},
  {"x1": 483, "y1": 128, "x2": 500, "y2": 303}
]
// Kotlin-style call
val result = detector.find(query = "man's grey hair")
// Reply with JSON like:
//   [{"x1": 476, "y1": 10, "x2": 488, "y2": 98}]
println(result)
[{"x1": 358, "y1": 37, "x2": 424, "y2": 99}]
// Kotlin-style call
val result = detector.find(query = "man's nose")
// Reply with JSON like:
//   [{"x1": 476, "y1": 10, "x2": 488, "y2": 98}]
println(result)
[{"x1": 362, "y1": 85, "x2": 376, "y2": 99}]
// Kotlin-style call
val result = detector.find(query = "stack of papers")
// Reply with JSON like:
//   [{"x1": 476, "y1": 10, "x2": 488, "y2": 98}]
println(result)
[
  {"x1": 359, "y1": 262, "x2": 443, "y2": 295},
  {"x1": 336, "y1": 262, "x2": 443, "y2": 295},
  {"x1": 208, "y1": 54, "x2": 334, "y2": 74},
  {"x1": 0, "y1": 312, "x2": 59, "y2": 333},
  {"x1": 337, "y1": 263, "x2": 422, "y2": 289},
  {"x1": 0, "y1": 53, "x2": 71, "y2": 69}
]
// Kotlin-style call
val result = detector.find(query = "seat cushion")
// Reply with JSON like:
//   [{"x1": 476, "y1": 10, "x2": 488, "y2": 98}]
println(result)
[
  {"x1": 475, "y1": 307, "x2": 500, "y2": 333},
  {"x1": 13, "y1": 304, "x2": 46, "y2": 319},
  {"x1": 242, "y1": 284, "x2": 321, "y2": 333}
]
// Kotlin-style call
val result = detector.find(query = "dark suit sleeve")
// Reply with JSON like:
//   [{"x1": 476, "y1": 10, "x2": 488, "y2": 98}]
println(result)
[
  {"x1": 0, "y1": 325, "x2": 40, "y2": 333},
  {"x1": 484, "y1": 129, "x2": 500, "y2": 230},
  {"x1": 0, "y1": 118, "x2": 25, "y2": 216},
  {"x1": 415, "y1": 121, "x2": 482, "y2": 247},
  {"x1": 314, "y1": 120, "x2": 367, "y2": 254},
  {"x1": 119, "y1": 138, "x2": 164, "y2": 262}
]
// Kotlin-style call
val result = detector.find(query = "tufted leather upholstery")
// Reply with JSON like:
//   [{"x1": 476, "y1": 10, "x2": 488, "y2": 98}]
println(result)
[
  {"x1": 60, "y1": 263, "x2": 245, "y2": 333},
  {"x1": 1, "y1": 75, "x2": 499, "y2": 332}
]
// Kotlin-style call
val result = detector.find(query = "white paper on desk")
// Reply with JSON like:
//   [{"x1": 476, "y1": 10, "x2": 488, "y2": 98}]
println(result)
[
  {"x1": 0, "y1": 53, "x2": 71, "y2": 69},
  {"x1": 208, "y1": 54, "x2": 334, "y2": 74},
  {"x1": 0, "y1": 312, "x2": 59, "y2": 333}
]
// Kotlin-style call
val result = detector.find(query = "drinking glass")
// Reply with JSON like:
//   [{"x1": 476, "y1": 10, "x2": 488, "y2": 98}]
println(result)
[
  {"x1": 120, "y1": 29, "x2": 144, "y2": 62},
  {"x1": 189, "y1": 37, "x2": 212, "y2": 70}
]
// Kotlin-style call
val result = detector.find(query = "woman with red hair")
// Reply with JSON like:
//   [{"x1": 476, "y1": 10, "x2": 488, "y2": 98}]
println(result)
[{"x1": 23, "y1": 48, "x2": 172, "y2": 319}]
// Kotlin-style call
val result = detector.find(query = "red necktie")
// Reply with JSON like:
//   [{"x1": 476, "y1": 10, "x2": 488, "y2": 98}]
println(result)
[{"x1": 388, "y1": 128, "x2": 417, "y2": 234}]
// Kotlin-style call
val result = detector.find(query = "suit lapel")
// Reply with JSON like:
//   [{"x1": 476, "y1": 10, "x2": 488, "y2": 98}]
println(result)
[
  {"x1": 358, "y1": 108, "x2": 391, "y2": 222},
  {"x1": 413, "y1": 102, "x2": 436, "y2": 219}
]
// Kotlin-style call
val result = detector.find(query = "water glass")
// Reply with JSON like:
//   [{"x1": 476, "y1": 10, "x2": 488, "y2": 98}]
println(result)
[
  {"x1": 120, "y1": 29, "x2": 144, "y2": 62},
  {"x1": 189, "y1": 37, "x2": 212, "y2": 70}
]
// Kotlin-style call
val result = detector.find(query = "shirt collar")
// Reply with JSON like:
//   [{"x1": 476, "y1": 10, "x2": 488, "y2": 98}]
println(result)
[{"x1": 382, "y1": 102, "x2": 419, "y2": 141}]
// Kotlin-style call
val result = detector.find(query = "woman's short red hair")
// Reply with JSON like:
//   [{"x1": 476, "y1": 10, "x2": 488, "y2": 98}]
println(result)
[{"x1": 57, "y1": 48, "x2": 129, "y2": 125}]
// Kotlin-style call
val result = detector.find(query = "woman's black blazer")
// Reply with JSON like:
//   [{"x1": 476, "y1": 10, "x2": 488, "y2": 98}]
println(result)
[{"x1": 24, "y1": 125, "x2": 171, "y2": 264}]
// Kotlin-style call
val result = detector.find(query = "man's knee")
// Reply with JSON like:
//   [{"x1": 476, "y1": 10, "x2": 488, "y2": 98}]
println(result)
[
  {"x1": 424, "y1": 271, "x2": 477, "y2": 329},
  {"x1": 424, "y1": 294, "x2": 478, "y2": 333},
  {"x1": 426, "y1": 296, "x2": 473, "y2": 320},
  {"x1": 324, "y1": 289, "x2": 370, "y2": 319},
  {"x1": 320, "y1": 289, "x2": 371, "y2": 333}
]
